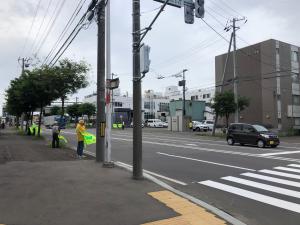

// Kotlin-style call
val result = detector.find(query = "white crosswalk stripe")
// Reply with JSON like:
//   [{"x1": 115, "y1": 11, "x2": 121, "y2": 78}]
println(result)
[
  {"x1": 241, "y1": 172, "x2": 300, "y2": 188},
  {"x1": 274, "y1": 166, "x2": 300, "y2": 174},
  {"x1": 198, "y1": 165, "x2": 300, "y2": 214},
  {"x1": 288, "y1": 164, "x2": 300, "y2": 168}
]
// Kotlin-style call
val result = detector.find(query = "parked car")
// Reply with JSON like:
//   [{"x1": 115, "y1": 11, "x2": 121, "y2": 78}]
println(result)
[
  {"x1": 226, "y1": 123, "x2": 280, "y2": 148},
  {"x1": 193, "y1": 120, "x2": 214, "y2": 132},
  {"x1": 146, "y1": 119, "x2": 164, "y2": 128},
  {"x1": 162, "y1": 121, "x2": 168, "y2": 128}
]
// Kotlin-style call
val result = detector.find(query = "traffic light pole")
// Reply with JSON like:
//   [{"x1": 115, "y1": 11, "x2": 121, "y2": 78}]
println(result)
[
  {"x1": 182, "y1": 69, "x2": 187, "y2": 116},
  {"x1": 132, "y1": 0, "x2": 143, "y2": 180},
  {"x1": 96, "y1": 0, "x2": 106, "y2": 162}
]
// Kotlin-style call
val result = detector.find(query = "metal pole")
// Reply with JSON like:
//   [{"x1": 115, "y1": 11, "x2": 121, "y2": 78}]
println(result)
[
  {"x1": 132, "y1": 0, "x2": 143, "y2": 179},
  {"x1": 232, "y1": 18, "x2": 239, "y2": 123},
  {"x1": 104, "y1": 0, "x2": 113, "y2": 167},
  {"x1": 182, "y1": 70, "x2": 186, "y2": 116},
  {"x1": 96, "y1": 0, "x2": 106, "y2": 162}
]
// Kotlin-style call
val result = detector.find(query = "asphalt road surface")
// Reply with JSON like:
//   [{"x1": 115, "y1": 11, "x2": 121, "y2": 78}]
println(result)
[{"x1": 44, "y1": 127, "x2": 300, "y2": 225}]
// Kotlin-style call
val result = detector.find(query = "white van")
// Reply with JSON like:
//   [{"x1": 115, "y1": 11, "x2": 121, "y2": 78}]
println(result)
[{"x1": 146, "y1": 119, "x2": 164, "y2": 128}]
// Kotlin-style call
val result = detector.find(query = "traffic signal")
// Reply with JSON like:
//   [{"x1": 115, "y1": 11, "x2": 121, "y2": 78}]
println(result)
[
  {"x1": 140, "y1": 44, "x2": 151, "y2": 74},
  {"x1": 184, "y1": 3, "x2": 194, "y2": 24},
  {"x1": 195, "y1": 0, "x2": 205, "y2": 18}
]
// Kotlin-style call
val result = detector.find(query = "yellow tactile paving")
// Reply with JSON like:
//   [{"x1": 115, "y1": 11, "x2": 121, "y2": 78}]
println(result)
[{"x1": 142, "y1": 191, "x2": 227, "y2": 225}]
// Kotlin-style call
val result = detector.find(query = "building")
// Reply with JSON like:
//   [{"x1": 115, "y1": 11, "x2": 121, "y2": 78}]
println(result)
[
  {"x1": 144, "y1": 90, "x2": 169, "y2": 121},
  {"x1": 165, "y1": 86, "x2": 215, "y2": 104},
  {"x1": 169, "y1": 100, "x2": 206, "y2": 122},
  {"x1": 215, "y1": 39, "x2": 300, "y2": 132}
]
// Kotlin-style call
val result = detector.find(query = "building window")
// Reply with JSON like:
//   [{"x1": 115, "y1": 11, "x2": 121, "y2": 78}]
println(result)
[
  {"x1": 203, "y1": 94, "x2": 206, "y2": 99},
  {"x1": 191, "y1": 95, "x2": 198, "y2": 100},
  {"x1": 114, "y1": 102, "x2": 122, "y2": 107},
  {"x1": 292, "y1": 51, "x2": 299, "y2": 62},
  {"x1": 159, "y1": 103, "x2": 169, "y2": 112},
  {"x1": 207, "y1": 94, "x2": 210, "y2": 98},
  {"x1": 293, "y1": 96, "x2": 300, "y2": 105},
  {"x1": 144, "y1": 102, "x2": 150, "y2": 109},
  {"x1": 292, "y1": 73, "x2": 300, "y2": 83},
  {"x1": 295, "y1": 118, "x2": 300, "y2": 126}
]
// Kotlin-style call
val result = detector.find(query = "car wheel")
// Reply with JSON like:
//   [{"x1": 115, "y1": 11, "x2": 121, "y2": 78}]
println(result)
[
  {"x1": 240, "y1": 143, "x2": 245, "y2": 146},
  {"x1": 271, "y1": 145, "x2": 277, "y2": 148},
  {"x1": 227, "y1": 137, "x2": 234, "y2": 145},
  {"x1": 257, "y1": 140, "x2": 265, "y2": 148}
]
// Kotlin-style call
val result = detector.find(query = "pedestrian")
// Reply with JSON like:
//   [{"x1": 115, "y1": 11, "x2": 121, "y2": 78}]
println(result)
[
  {"x1": 189, "y1": 120, "x2": 193, "y2": 131},
  {"x1": 76, "y1": 120, "x2": 86, "y2": 159},
  {"x1": 122, "y1": 121, "x2": 125, "y2": 130},
  {"x1": 52, "y1": 122, "x2": 60, "y2": 148}
]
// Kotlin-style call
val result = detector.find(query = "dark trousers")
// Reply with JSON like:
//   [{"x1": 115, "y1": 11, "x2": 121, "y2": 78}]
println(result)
[
  {"x1": 77, "y1": 141, "x2": 84, "y2": 156},
  {"x1": 52, "y1": 133, "x2": 59, "y2": 148}
]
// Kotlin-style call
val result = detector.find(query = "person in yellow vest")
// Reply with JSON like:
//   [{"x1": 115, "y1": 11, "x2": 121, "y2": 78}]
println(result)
[
  {"x1": 189, "y1": 121, "x2": 193, "y2": 131},
  {"x1": 76, "y1": 120, "x2": 86, "y2": 159}
]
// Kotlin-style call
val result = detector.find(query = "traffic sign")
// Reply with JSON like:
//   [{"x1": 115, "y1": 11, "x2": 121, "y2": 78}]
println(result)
[{"x1": 153, "y1": 0, "x2": 183, "y2": 8}]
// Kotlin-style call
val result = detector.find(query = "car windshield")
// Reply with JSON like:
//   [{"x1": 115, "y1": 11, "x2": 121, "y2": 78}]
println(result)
[{"x1": 253, "y1": 125, "x2": 268, "y2": 132}]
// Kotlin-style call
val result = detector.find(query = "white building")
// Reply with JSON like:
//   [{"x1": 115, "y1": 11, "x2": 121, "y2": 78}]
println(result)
[
  {"x1": 165, "y1": 86, "x2": 215, "y2": 104},
  {"x1": 144, "y1": 90, "x2": 170, "y2": 120}
]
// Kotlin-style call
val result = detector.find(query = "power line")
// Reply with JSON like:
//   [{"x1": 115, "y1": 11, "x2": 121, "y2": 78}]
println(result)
[
  {"x1": 20, "y1": 0, "x2": 43, "y2": 57},
  {"x1": 29, "y1": 0, "x2": 54, "y2": 56},
  {"x1": 218, "y1": 0, "x2": 245, "y2": 18},
  {"x1": 35, "y1": 0, "x2": 67, "y2": 57},
  {"x1": 43, "y1": 0, "x2": 87, "y2": 65}
]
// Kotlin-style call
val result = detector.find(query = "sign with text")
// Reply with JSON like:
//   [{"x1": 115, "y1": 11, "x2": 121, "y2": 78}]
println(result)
[{"x1": 153, "y1": 0, "x2": 182, "y2": 8}]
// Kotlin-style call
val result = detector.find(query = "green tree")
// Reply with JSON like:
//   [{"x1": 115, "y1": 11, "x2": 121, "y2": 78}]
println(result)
[
  {"x1": 51, "y1": 59, "x2": 90, "y2": 118},
  {"x1": 79, "y1": 103, "x2": 96, "y2": 122},
  {"x1": 66, "y1": 104, "x2": 81, "y2": 123},
  {"x1": 211, "y1": 91, "x2": 250, "y2": 128},
  {"x1": 50, "y1": 106, "x2": 61, "y2": 115}
]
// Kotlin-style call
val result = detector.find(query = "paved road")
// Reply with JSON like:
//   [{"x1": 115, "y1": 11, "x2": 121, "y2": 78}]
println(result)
[{"x1": 44, "y1": 128, "x2": 300, "y2": 225}]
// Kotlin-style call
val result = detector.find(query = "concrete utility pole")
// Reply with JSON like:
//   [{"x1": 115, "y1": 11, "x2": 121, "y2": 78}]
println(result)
[
  {"x1": 104, "y1": 0, "x2": 114, "y2": 167},
  {"x1": 232, "y1": 18, "x2": 239, "y2": 123},
  {"x1": 231, "y1": 17, "x2": 246, "y2": 123},
  {"x1": 182, "y1": 69, "x2": 188, "y2": 116},
  {"x1": 132, "y1": 0, "x2": 143, "y2": 180},
  {"x1": 96, "y1": 0, "x2": 106, "y2": 162},
  {"x1": 212, "y1": 33, "x2": 233, "y2": 136}
]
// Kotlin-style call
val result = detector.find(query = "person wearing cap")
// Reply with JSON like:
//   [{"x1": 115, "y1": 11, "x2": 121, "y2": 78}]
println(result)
[
  {"x1": 76, "y1": 120, "x2": 86, "y2": 159},
  {"x1": 52, "y1": 122, "x2": 60, "y2": 148}
]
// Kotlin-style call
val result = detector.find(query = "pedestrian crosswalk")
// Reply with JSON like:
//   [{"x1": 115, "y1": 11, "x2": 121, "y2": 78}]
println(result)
[{"x1": 199, "y1": 164, "x2": 300, "y2": 214}]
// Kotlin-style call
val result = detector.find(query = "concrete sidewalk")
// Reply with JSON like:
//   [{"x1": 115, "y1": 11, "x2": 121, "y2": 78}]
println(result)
[{"x1": 0, "y1": 128, "x2": 228, "y2": 225}]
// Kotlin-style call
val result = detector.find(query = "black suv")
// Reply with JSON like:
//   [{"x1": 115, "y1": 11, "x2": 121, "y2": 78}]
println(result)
[{"x1": 226, "y1": 123, "x2": 280, "y2": 148}]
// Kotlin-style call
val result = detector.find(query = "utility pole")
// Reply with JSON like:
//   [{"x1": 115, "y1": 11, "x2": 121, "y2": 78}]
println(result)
[
  {"x1": 132, "y1": 0, "x2": 143, "y2": 180},
  {"x1": 212, "y1": 33, "x2": 233, "y2": 136},
  {"x1": 96, "y1": 0, "x2": 106, "y2": 162},
  {"x1": 232, "y1": 18, "x2": 239, "y2": 123},
  {"x1": 104, "y1": 0, "x2": 114, "y2": 167},
  {"x1": 182, "y1": 69, "x2": 188, "y2": 116}
]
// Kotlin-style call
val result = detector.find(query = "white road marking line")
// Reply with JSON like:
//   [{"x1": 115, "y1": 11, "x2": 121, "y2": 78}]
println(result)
[
  {"x1": 157, "y1": 152, "x2": 256, "y2": 171},
  {"x1": 112, "y1": 137, "x2": 300, "y2": 163},
  {"x1": 186, "y1": 143, "x2": 198, "y2": 146},
  {"x1": 260, "y1": 169, "x2": 300, "y2": 180},
  {"x1": 222, "y1": 176, "x2": 300, "y2": 198},
  {"x1": 274, "y1": 166, "x2": 300, "y2": 174},
  {"x1": 241, "y1": 172, "x2": 300, "y2": 188},
  {"x1": 116, "y1": 161, "x2": 187, "y2": 186},
  {"x1": 259, "y1": 150, "x2": 300, "y2": 156},
  {"x1": 199, "y1": 180, "x2": 300, "y2": 214},
  {"x1": 288, "y1": 164, "x2": 300, "y2": 168}
]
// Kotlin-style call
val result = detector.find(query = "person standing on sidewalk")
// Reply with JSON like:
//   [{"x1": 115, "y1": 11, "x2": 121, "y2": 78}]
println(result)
[
  {"x1": 76, "y1": 120, "x2": 86, "y2": 159},
  {"x1": 52, "y1": 122, "x2": 60, "y2": 148}
]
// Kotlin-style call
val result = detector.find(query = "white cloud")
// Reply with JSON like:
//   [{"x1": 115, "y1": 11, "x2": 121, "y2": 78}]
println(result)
[{"x1": 1, "y1": 0, "x2": 300, "y2": 114}]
